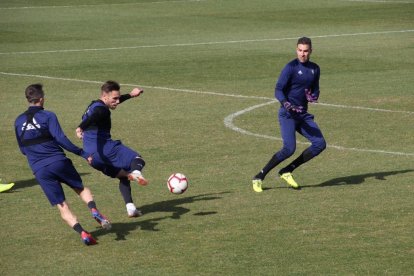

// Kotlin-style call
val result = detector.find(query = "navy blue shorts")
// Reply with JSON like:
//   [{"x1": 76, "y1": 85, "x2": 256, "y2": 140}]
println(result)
[
  {"x1": 90, "y1": 140, "x2": 140, "y2": 178},
  {"x1": 34, "y1": 159, "x2": 84, "y2": 206}
]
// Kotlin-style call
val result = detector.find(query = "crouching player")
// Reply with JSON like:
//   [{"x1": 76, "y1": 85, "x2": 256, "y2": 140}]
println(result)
[{"x1": 76, "y1": 80, "x2": 148, "y2": 218}]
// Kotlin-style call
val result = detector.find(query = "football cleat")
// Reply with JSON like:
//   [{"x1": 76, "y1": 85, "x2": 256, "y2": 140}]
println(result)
[
  {"x1": 280, "y1": 172, "x2": 300, "y2": 189},
  {"x1": 126, "y1": 203, "x2": 143, "y2": 218},
  {"x1": 81, "y1": 231, "x2": 97, "y2": 246},
  {"x1": 91, "y1": 208, "x2": 112, "y2": 230},
  {"x1": 0, "y1": 183, "x2": 15, "y2": 193},
  {"x1": 252, "y1": 179, "x2": 263, "y2": 193},
  {"x1": 128, "y1": 170, "x2": 148, "y2": 186},
  {"x1": 128, "y1": 209, "x2": 143, "y2": 218}
]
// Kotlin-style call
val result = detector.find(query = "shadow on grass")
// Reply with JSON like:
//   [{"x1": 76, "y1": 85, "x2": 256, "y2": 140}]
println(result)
[
  {"x1": 270, "y1": 169, "x2": 414, "y2": 190},
  {"x1": 303, "y1": 169, "x2": 414, "y2": 188},
  {"x1": 8, "y1": 173, "x2": 91, "y2": 191},
  {"x1": 92, "y1": 192, "x2": 228, "y2": 241}
]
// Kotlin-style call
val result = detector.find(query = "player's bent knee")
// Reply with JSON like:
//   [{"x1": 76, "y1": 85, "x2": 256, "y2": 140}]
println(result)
[
  {"x1": 279, "y1": 146, "x2": 296, "y2": 159},
  {"x1": 313, "y1": 139, "x2": 326, "y2": 154}
]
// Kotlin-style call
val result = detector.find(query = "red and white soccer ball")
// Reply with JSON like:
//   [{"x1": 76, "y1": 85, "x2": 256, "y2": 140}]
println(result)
[{"x1": 167, "y1": 173, "x2": 188, "y2": 194}]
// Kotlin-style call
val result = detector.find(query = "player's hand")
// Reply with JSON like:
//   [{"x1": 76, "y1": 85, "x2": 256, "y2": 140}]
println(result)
[
  {"x1": 87, "y1": 155, "x2": 93, "y2": 165},
  {"x1": 283, "y1": 101, "x2": 303, "y2": 113},
  {"x1": 305, "y1": 89, "x2": 318, "y2": 103},
  {"x1": 130, "y1": 87, "x2": 144, "y2": 98},
  {"x1": 75, "y1": 127, "x2": 84, "y2": 139}
]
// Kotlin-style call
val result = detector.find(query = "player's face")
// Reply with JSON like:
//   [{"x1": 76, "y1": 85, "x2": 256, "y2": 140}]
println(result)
[
  {"x1": 296, "y1": 43, "x2": 312, "y2": 63},
  {"x1": 104, "y1": 90, "x2": 121, "y2": 110}
]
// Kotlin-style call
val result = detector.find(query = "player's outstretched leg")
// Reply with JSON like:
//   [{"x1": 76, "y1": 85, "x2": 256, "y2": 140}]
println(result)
[
  {"x1": 128, "y1": 170, "x2": 148, "y2": 186},
  {"x1": 77, "y1": 188, "x2": 112, "y2": 230},
  {"x1": 58, "y1": 202, "x2": 98, "y2": 245},
  {"x1": 127, "y1": 157, "x2": 148, "y2": 186},
  {"x1": 91, "y1": 208, "x2": 112, "y2": 230}
]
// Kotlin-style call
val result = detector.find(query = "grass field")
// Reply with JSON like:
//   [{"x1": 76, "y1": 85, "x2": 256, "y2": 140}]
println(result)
[{"x1": 1, "y1": 0, "x2": 414, "y2": 275}]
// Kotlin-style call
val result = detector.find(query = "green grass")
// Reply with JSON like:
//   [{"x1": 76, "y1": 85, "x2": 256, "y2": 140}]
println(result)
[{"x1": 1, "y1": 0, "x2": 414, "y2": 275}]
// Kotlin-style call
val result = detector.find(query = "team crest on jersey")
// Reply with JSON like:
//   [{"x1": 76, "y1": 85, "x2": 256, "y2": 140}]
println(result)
[
  {"x1": 298, "y1": 70, "x2": 303, "y2": 75},
  {"x1": 22, "y1": 118, "x2": 40, "y2": 130}
]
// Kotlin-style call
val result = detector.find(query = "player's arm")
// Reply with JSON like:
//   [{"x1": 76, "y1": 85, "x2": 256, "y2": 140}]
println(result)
[
  {"x1": 48, "y1": 113, "x2": 89, "y2": 159},
  {"x1": 275, "y1": 65, "x2": 303, "y2": 113},
  {"x1": 312, "y1": 66, "x2": 321, "y2": 99},
  {"x1": 14, "y1": 124, "x2": 26, "y2": 156},
  {"x1": 275, "y1": 67, "x2": 290, "y2": 103},
  {"x1": 119, "y1": 87, "x2": 144, "y2": 103},
  {"x1": 306, "y1": 66, "x2": 321, "y2": 103}
]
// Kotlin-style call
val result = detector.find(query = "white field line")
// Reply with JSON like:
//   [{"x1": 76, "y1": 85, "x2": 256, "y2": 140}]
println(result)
[
  {"x1": 1, "y1": 71, "x2": 413, "y2": 156},
  {"x1": 1, "y1": 30, "x2": 413, "y2": 55},
  {"x1": 1, "y1": 0, "x2": 411, "y2": 10},
  {"x1": 0, "y1": 0, "x2": 205, "y2": 10},
  {"x1": 223, "y1": 102, "x2": 414, "y2": 157},
  {"x1": 0, "y1": 0, "x2": 414, "y2": 10},
  {"x1": 0, "y1": 71, "x2": 270, "y2": 100},
  {"x1": 317, "y1": 102, "x2": 414, "y2": 115},
  {"x1": 342, "y1": 0, "x2": 413, "y2": 3},
  {"x1": 1, "y1": 71, "x2": 413, "y2": 115}
]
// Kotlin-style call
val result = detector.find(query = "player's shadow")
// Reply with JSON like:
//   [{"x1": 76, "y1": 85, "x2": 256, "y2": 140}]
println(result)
[
  {"x1": 7, "y1": 173, "x2": 91, "y2": 191},
  {"x1": 302, "y1": 169, "x2": 413, "y2": 188},
  {"x1": 91, "y1": 192, "x2": 228, "y2": 241}
]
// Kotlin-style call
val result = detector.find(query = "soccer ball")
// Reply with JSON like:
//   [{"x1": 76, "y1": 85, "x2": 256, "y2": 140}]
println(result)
[{"x1": 167, "y1": 173, "x2": 188, "y2": 194}]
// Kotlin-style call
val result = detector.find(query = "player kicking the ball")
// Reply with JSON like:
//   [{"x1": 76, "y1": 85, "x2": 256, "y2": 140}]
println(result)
[
  {"x1": 15, "y1": 84, "x2": 111, "y2": 245},
  {"x1": 252, "y1": 37, "x2": 326, "y2": 192},
  {"x1": 76, "y1": 80, "x2": 148, "y2": 218}
]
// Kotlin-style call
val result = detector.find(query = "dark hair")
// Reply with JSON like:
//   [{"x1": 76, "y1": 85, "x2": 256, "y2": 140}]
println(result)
[
  {"x1": 25, "y1": 83, "x2": 44, "y2": 103},
  {"x1": 101, "y1": 80, "x2": 120, "y2": 93},
  {"x1": 297, "y1": 37, "x2": 312, "y2": 49}
]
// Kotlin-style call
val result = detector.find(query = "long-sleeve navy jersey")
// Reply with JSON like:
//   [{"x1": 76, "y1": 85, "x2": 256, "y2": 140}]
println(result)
[
  {"x1": 78, "y1": 94, "x2": 131, "y2": 154},
  {"x1": 275, "y1": 58, "x2": 320, "y2": 111},
  {"x1": 15, "y1": 106, "x2": 88, "y2": 174}
]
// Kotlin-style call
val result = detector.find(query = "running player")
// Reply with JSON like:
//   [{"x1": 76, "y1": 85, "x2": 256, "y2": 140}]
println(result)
[
  {"x1": 15, "y1": 83, "x2": 111, "y2": 245},
  {"x1": 252, "y1": 37, "x2": 326, "y2": 192}
]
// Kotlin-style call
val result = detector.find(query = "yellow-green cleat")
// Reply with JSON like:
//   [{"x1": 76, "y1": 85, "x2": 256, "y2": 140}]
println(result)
[
  {"x1": 0, "y1": 183, "x2": 15, "y2": 193},
  {"x1": 252, "y1": 179, "x2": 263, "y2": 193},
  {"x1": 280, "y1": 172, "x2": 300, "y2": 189}
]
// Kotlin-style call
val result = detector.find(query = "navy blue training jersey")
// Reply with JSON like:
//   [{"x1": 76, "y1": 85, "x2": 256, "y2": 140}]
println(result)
[
  {"x1": 78, "y1": 95, "x2": 131, "y2": 154},
  {"x1": 275, "y1": 58, "x2": 320, "y2": 111},
  {"x1": 15, "y1": 106, "x2": 88, "y2": 174},
  {"x1": 79, "y1": 100, "x2": 112, "y2": 154}
]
